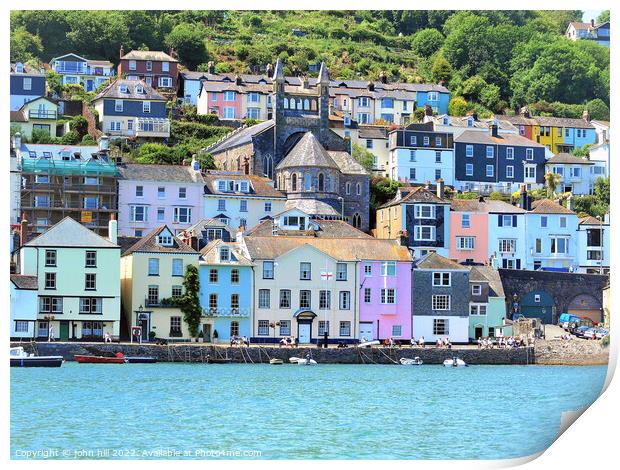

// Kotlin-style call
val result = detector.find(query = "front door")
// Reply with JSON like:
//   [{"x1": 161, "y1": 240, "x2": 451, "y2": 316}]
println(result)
[
  {"x1": 139, "y1": 318, "x2": 149, "y2": 341},
  {"x1": 203, "y1": 324, "x2": 212, "y2": 342},
  {"x1": 475, "y1": 326, "x2": 483, "y2": 339},
  {"x1": 298, "y1": 323, "x2": 311, "y2": 344},
  {"x1": 86, "y1": 80, "x2": 93, "y2": 91},
  {"x1": 59, "y1": 321, "x2": 69, "y2": 341},
  {"x1": 359, "y1": 322, "x2": 374, "y2": 341}
]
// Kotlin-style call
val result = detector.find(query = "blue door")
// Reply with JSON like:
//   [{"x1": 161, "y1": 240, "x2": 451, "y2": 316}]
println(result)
[{"x1": 86, "y1": 80, "x2": 94, "y2": 91}]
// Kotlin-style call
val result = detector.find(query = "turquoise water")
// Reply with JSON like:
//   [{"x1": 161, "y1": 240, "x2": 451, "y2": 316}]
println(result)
[{"x1": 11, "y1": 363, "x2": 607, "y2": 460}]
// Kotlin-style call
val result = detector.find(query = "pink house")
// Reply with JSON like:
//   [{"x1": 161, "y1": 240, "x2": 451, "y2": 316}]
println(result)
[
  {"x1": 359, "y1": 256, "x2": 413, "y2": 342},
  {"x1": 198, "y1": 85, "x2": 244, "y2": 120},
  {"x1": 117, "y1": 161, "x2": 205, "y2": 237},
  {"x1": 449, "y1": 199, "x2": 489, "y2": 264}
]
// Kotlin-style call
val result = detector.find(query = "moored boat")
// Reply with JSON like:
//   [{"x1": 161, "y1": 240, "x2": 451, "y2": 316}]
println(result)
[
  {"x1": 443, "y1": 357, "x2": 468, "y2": 368},
  {"x1": 400, "y1": 357, "x2": 423, "y2": 366},
  {"x1": 289, "y1": 357, "x2": 301, "y2": 363},
  {"x1": 359, "y1": 340, "x2": 380, "y2": 348},
  {"x1": 10, "y1": 347, "x2": 64, "y2": 368},
  {"x1": 124, "y1": 356, "x2": 157, "y2": 364},
  {"x1": 296, "y1": 354, "x2": 317, "y2": 365},
  {"x1": 206, "y1": 355, "x2": 232, "y2": 364},
  {"x1": 74, "y1": 354, "x2": 126, "y2": 364},
  {"x1": 269, "y1": 358, "x2": 284, "y2": 365}
]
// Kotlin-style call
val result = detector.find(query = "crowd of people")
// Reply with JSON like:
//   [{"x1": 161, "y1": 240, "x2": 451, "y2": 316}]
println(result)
[
  {"x1": 230, "y1": 335, "x2": 250, "y2": 347},
  {"x1": 278, "y1": 336, "x2": 298, "y2": 348},
  {"x1": 477, "y1": 336, "x2": 527, "y2": 349}
]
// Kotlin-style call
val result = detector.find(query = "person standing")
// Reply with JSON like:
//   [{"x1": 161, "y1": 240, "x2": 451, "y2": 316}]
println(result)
[{"x1": 48, "y1": 324, "x2": 55, "y2": 342}]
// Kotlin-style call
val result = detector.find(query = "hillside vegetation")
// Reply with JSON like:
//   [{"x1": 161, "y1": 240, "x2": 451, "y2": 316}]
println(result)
[{"x1": 11, "y1": 10, "x2": 610, "y2": 118}]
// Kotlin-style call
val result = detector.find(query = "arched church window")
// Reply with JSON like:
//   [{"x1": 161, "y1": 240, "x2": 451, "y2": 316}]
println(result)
[
  {"x1": 292, "y1": 174, "x2": 298, "y2": 192},
  {"x1": 318, "y1": 173, "x2": 325, "y2": 192}
]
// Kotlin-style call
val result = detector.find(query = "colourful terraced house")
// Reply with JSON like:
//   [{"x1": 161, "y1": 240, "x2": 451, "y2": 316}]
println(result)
[
  {"x1": 532, "y1": 116, "x2": 596, "y2": 154},
  {"x1": 198, "y1": 240, "x2": 253, "y2": 343},
  {"x1": 467, "y1": 266, "x2": 509, "y2": 340}
]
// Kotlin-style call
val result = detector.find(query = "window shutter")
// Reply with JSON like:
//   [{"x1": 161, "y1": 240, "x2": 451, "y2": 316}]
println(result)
[
  {"x1": 498, "y1": 215, "x2": 503, "y2": 227},
  {"x1": 512, "y1": 215, "x2": 517, "y2": 227}
]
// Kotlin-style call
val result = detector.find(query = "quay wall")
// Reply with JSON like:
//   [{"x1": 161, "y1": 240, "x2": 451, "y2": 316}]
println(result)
[{"x1": 10, "y1": 341, "x2": 608, "y2": 365}]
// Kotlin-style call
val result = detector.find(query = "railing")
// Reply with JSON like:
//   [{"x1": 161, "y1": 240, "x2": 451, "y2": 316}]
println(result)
[
  {"x1": 202, "y1": 307, "x2": 251, "y2": 318},
  {"x1": 23, "y1": 200, "x2": 116, "y2": 210},
  {"x1": 460, "y1": 182, "x2": 514, "y2": 195},
  {"x1": 144, "y1": 298, "x2": 174, "y2": 308},
  {"x1": 29, "y1": 110, "x2": 57, "y2": 119}
]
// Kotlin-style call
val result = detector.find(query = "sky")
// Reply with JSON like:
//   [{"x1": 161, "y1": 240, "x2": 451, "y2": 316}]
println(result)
[{"x1": 582, "y1": 10, "x2": 604, "y2": 22}]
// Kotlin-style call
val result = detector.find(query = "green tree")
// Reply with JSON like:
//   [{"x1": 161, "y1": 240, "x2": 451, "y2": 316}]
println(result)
[
  {"x1": 448, "y1": 96, "x2": 469, "y2": 116},
  {"x1": 165, "y1": 23, "x2": 209, "y2": 70},
  {"x1": 460, "y1": 75, "x2": 487, "y2": 101},
  {"x1": 442, "y1": 13, "x2": 493, "y2": 75},
  {"x1": 351, "y1": 143, "x2": 375, "y2": 172},
  {"x1": 585, "y1": 99, "x2": 610, "y2": 121},
  {"x1": 480, "y1": 84, "x2": 502, "y2": 111},
  {"x1": 411, "y1": 28, "x2": 444, "y2": 57},
  {"x1": 10, "y1": 27, "x2": 43, "y2": 62},
  {"x1": 431, "y1": 55, "x2": 453, "y2": 83},
  {"x1": 544, "y1": 172, "x2": 561, "y2": 197},
  {"x1": 597, "y1": 11, "x2": 610, "y2": 24},
  {"x1": 177, "y1": 264, "x2": 202, "y2": 339},
  {"x1": 69, "y1": 115, "x2": 89, "y2": 140},
  {"x1": 45, "y1": 71, "x2": 63, "y2": 96}
]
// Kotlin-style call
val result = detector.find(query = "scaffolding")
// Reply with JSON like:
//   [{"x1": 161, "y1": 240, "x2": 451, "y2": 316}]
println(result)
[{"x1": 20, "y1": 157, "x2": 120, "y2": 236}]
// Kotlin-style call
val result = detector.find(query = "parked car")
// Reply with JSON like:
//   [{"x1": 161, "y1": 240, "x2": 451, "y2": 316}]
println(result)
[
  {"x1": 568, "y1": 317, "x2": 596, "y2": 334},
  {"x1": 585, "y1": 328, "x2": 609, "y2": 340},
  {"x1": 574, "y1": 326, "x2": 593, "y2": 338},
  {"x1": 559, "y1": 313, "x2": 581, "y2": 330}
]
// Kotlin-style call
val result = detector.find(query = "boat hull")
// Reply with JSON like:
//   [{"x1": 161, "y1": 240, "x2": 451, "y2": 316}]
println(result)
[
  {"x1": 74, "y1": 355, "x2": 126, "y2": 364},
  {"x1": 124, "y1": 357, "x2": 157, "y2": 364},
  {"x1": 10, "y1": 357, "x2": 64, "y2": 368}
]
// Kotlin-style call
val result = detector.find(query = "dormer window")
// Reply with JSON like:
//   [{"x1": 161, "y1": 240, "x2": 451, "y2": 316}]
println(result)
[
  {"x1": 344, "y1": 115, "x2": 351, "y2": 126},
  {"x1": 42, "y1": 152, "x2": 52, "y2": 159},
  {"x1": 146, "y1": 61, "x2": 152, "y2": 71},
  {"x1": 219, "y1": 246, "x2": 230, "y2": 262},
  {"x1": 15, "y1": 63, "x2": 24, "y2": 73},
  {"x1": 61, "y1": 151, "x2": 71, "y2": 161},
  {"x1": 136, "y1": 85, "x2": 144, "y2": 94},
  {"x1": 443, "y1": 117, "x2": 449, "y2": 125},
  {"x1": 120, "y1": 85, "x2": 128, "y2": 93},
  {"x1": 158, "y1": 235, "x2": 173, "y2": 246},
  {"x1": 217, "y1": 180, "x2": 226, "y2": 192},
  {"x1": 228, "y1": 181, "x2": 235, "y2": 192},
  {"x1": 239, "y1": 181, "x2": 249, "y2": 193}
]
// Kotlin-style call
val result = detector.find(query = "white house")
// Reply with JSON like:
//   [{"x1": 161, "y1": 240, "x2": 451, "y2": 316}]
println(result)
[
  {"x1": 545, "y1": 153, "x2": 601, "y2": 195},
  {"x1": 576, "y1": 215, "x2": 610, "y2": 274},
  {"x1": 10, "y1": 274, "x2": 38, "y2": 339}
]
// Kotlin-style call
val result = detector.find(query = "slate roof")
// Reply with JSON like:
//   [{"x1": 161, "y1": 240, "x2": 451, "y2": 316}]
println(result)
[
  {"x1": 117, "y1": 236, "x2": 142, "y2": 255},
  {"x1": 579, "y1": 216, "x2": 607, "y2": 226},
  {"x1": 25, "y1": 217, "x2": 118, "y2": 248},
  {"x1": 10, "y1": 63, "x2": 43, "y2": 75},
  {"x1": 380, "y1": 186, "x2": 448, "y2": 209},
  {"x1": 451, "y1": 199, "x2": 526, "y2": 214},
  {"x1": 276, "y1": 132, "x2": 339, "y2": 170},
  {"x1": 202, "y1": 172, "x2": 286, "y2": 198},
  {"x1": 10, "y1": 111, "x2": 27, "y2": 122},
  {"x1": 206, "y1": 120, "x2": 274, "y2": 154},
  {"x1": 455, "y1": 130, "x2": 546, "y2": 147},
  {"x1": 245, "y1": 218, "x2": 373, "y2": 238},
  {"x1": 200, "y1": 240, "x2": 252, "y2": 266},
  {"x1": 546, "y1": 153, "x2": 593, "y2": 165},
  {"x1": 119, "y1": 164, "x2": 204, "y2": 183},
  {"x1": 184, "y1": 218, "x2": 236, "y2": 238},
  {"x1": 123, "y1": 225, "x2": 199, "y2": 256},
  {"x1": 284, "y1": 199, "x2": 341, "y2": 216},
  {"x1": 94, "y1": 79, "x2": 166, "y2": 101},
  {"x1": 469, "y1": 266, "x2": 505, "y2": 297},
  {"x1": 533, "y1": 116, "x2": 594, "y2": 129},
  {"x1": 10, "y1": 274, "x2": 38, "y2": 290},
  {"x1": 358, "y1": 126, "x2": 388, "y2": 140},
  {"x1": 415, "y1": 252, "x2": 467, "y2": 270},
  {"x1": 529, "y1": 199, "x2": 575, "y2": 215},
  {"x1": 121, "y1": 50, "x2": 178, "y2": 62},
  {"x1": 327, "y1": 151, "x2": 368, "y2": 176},
  {"x1": 243, "y1": 236, "x2": 412, "y2": 262}
]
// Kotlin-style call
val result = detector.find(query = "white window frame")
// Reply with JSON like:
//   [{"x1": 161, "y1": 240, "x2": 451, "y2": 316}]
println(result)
[
  {"x1": 432, "y1": 272, "x2": 451, "y2": 287},
  {"x1": 432, "y1": 295, "x2": 451, "y2": 311}
]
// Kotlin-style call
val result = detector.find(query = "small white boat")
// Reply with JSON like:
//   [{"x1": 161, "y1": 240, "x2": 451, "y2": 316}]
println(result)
[
  {"x1": 10, "y1": 347, "x2": 64, "y2": 368},
  {"x1": 359, "y1": 340, "x2": 380, "y2": 348},
  {"x1": 296, "y1": 356, "x2": 317, "y2": 366},
  {"x1": 269, "y1": 358, "x2": 284, "y2": 365},
  {"x1": 443, "y1": 357, "x2": 468, "y2": 367},
  {"x1": 289, "y1": 357, "x2": 301, "y2": 364},
  {"x1": 400, "y1": 357, "x2": 423, "y2": 366}
]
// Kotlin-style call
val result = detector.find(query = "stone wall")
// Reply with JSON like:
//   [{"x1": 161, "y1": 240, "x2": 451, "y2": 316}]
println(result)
[
  {"x1": 11, "y1": 342, "x2": 535, "y2": 365},
  {"x1": 533, "y1": 340, "x2": 609, "y2": 366}
]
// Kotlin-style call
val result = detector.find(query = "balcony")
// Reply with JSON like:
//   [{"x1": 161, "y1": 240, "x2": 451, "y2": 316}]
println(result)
[
  {"x1": 29, "y1": 110, "x2": 57, "y2": 120},
  {"x1": 54, "y1": 63, "x2": 88, "y2": 74},
  {"x1": 136, "y1": 118, "x2": 170, "y2": 138},
  {"x1": 145, "y1": 298, "x2": 178, "y2": 308},
  {"x1": 202, "y1": 307, "x2": 250, "y2": 318}
]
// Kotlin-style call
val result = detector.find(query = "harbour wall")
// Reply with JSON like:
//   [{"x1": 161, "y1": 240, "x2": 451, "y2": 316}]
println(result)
[{"x1": 11, "y1": 340, "x2": 606, "y2": 365}]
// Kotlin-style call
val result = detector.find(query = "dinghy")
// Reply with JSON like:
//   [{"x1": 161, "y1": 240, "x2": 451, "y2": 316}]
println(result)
[
  {"x1": 359, "y1": 340, "x2": 380, "y2": 348},
  {"x1": 399, "y1": 357, "x2": 423, "y2": 366},
  {"x1": 443, "y1": 357, "x2": 468, "y2": 367},
  {"x1": 289, "y1": 357, "x2": 301, "y2": 364},
  {"x1": 296, "y1": 357, "x2": 317, "y2": 365},
  {"x1": 269, "y1": 358, "x2": 284, "y2": 365}
]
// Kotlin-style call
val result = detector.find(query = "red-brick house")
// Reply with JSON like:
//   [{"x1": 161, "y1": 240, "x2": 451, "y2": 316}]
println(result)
[{"x1": 117, "y1": 47, "x2": 179, "y2": 92}]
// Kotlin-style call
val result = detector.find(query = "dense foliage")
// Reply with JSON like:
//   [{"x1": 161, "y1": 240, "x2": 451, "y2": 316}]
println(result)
[{"x1": 11, "y1": 10, "x2": 609, "y2": 115}]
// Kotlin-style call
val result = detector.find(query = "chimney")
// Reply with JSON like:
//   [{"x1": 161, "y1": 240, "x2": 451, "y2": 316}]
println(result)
[
  {"x1": 425, "y1": 180, "x2": 431, "y2": 190},
  {"x1": 436, "y1": 178, "x2": 444, "y2": 199},
  {"x1": 120, "y1": 45, "x2": 125, "y2": 59},
  {"x1": 367, "y1": 81, "x2": 375, "y2": 92},
  {"x1": 379, "y1": 71, "x2": 387, "y2": 84},
  {"x1": 98, "y1": 134, "x2": 109, "y2": 154},
  {"x1": 20, "y1": 213, "x2": 28, "y2": 247},
  {"x1": 582, "y1": 108, "x2": 591, "y2": 122},
  {"x1": 13, "y1": 132, "x2": 21, "y2": 150},
  {"x1": 265, "y1": 63, "x2": 273, "y2": 77},
  {"x1": 191, "y1": 154, "x2": 201, "y2": 173},
  {"x1": 302, "y1": 75, "x2": 310, "y2": 89},
  {"x1": 424, "y1": 104, "x2": 433, "y2": 117},
  {"x1": 591, "y1": 19, "x2": 595, "y2": 27},
  {"x1": 489, "y1": 124, "x2": 499, "y2": 137},
  {"x1": 108, "y1": 213, "x2": 118, "y2": 245},
  {"x1": 519, "y1": 185, "x2": 528, "y2": 210},
  {"x1": 235, "y1": 74, "x2": 242, "y2": 86},
  {"x1": 207, "y1": 61, "x2": 216, "y2": 74}
]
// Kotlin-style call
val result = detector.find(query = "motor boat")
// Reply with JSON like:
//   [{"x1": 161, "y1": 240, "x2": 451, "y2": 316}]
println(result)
[
  {"x1": 443, "y1": 357, "x2": 468, "y2": 367},
  {"x1": 74, "y1": 354, "x2": 127, "y2": 364},
  {"x1": 10, "y1": 347, "x2": 64, "y2": 368},
  {"x1": 359, "y1": 340, "x2": 380, "y2": 348},
  {"x1": 124, "y1": 356, "x2": 157, "y2": 364},
  {"x1": 296, "y1": 356, "x2": 317, "y2": 366},
  {"x1": 400, "y1": 357, "x2": 423, "y2": 366},
  {"x1": 289, "y1": 357, "x2": 301, "y2": 364},
  {"x1": 269, "y1": 358, "x2": 284, "y2": 365},
  {"x1": 205, "y1": 355, "x2": 232, "y2": 364}
]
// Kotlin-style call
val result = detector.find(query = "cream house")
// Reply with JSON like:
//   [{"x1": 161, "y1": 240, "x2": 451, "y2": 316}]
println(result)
[{"x1": 120, "y1": 225, "x2": 200, "y2": 341}]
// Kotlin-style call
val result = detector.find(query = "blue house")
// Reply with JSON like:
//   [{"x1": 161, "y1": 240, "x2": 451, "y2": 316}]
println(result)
[
  {"x1": 454, "y1": 126, "x2": 547, "y2": 194},
  {"x1": 199, "y1": 240, "x2": 253, "y2": 342},
  {"x1": 415, "y1": 88, "x2": 450, "y2": 115},
  {"x1": 92, "y1": 79, "x2": 170, "y2": 140},
  {"x1": 10, "y1": 63, "x2": 46, "y2": 111}
]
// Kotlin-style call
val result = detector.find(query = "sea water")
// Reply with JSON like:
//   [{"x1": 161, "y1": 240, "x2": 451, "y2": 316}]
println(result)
[{"x1": 11, "y1": 363, "x2": 607, "y2": 460}]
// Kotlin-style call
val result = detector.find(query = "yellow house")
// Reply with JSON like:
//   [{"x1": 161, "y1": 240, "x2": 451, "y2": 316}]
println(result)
[
  {"x1": 10, "y1": 97, "x2": 60, "y2": 139},
  {"x1": 120, "y1": 225, "x2": 200, "y2": 341}
]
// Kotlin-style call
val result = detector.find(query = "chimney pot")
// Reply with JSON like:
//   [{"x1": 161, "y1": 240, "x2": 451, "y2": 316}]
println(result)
[
  {"x1": 436, "y1": 178, "x2": 444, "y2": 199},
  {"x1": 20, "y1": 213, "x2": 28, "y2": 247},
  {"x1": 425, "y1": 180, "x2": 431, "y2": 190}
]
